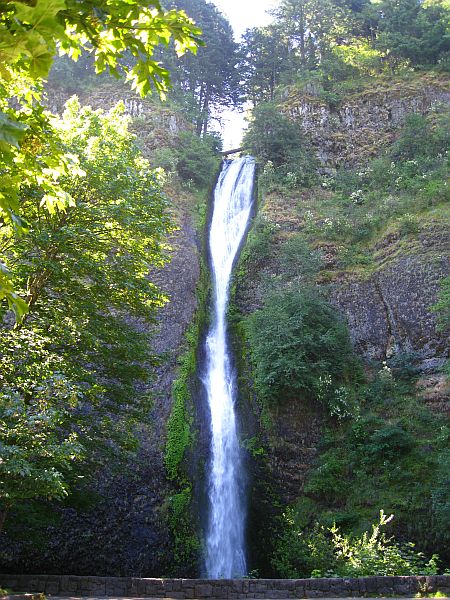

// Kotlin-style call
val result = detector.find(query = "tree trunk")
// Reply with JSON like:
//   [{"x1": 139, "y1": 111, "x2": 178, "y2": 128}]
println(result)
[{"x1": 299, "y1": 6, "x2": 306, "y2": 69}]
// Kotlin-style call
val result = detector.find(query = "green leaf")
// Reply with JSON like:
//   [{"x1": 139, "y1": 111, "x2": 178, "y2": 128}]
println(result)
[
  {"x1": 13, "y1": 0, "x2": 67, "y2": 27},
  {"x1": 0, "y1": 112, "x2": 28, "y2": 150},
  {"x1": 41, "y1": 190, "x2": 75, "y2": 215}
]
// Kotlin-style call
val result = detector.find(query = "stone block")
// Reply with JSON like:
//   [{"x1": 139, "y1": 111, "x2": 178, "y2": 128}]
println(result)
[
  {"x1": 268, "y1": 590, "x2": 294, "y2": 598},
  {"x1": 144, "y1": 580, "x2": 163, "y2": 595},
  {"x1": 44, "y1": 583, "x2": 59, "y2": 595},
  {"x1": 22, "y1": 579, "x2": 39, "y2": 592},
  {"x1": 231, "y1": 581, "x2": 244, "y2": 593},
  {"x1": 425, "y1": 576, "x2": 437, "y2": 593},
  {"x1": 434, "y1": 575, "x2": 450, "y2": 593},
  {"x1": 293, "y1": 585, "x2": 306, "y2": 598},
  {"x1": 248, "y1": 582, "x2": 267, "y2": 593},
  {"x1": 195, "y1": 583, "x2": 213, "y2": 597}
]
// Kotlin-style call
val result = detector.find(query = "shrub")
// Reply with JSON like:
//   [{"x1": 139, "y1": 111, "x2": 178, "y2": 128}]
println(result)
[
  {"x1": 152, "y1": 146, "x2": 179, "y2": 173},
  {"x1": 272, "y1": 512, "x2": 336, "y2": 578},
  {"x1": 245, "y1": 285, "x2": 358, "y2": 408},
  {"x1": 239, "y1": 214, "x2": 277, "y2": 269},
  {"x1": 279, "y1": 235, "x2": 323, "y2": 280},
  {"x1": 176, "y1": 131, "x2": 221, "y2": 188},
  {"x1": 272, "y1": 510, "x2": 439, "y2": 578},
  {"x1": 244, "y1": 102, "x2": 318, "y2": 189}
]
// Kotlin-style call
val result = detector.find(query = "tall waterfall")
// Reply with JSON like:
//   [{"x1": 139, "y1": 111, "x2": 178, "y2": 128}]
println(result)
[{"x1": 203, "y1": 156, "x2": 256, "y2": 579}]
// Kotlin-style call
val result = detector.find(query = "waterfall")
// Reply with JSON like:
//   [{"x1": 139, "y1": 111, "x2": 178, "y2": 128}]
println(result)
[{"x1": 203, "y1": 156, "x2": 256, "y2": 579}]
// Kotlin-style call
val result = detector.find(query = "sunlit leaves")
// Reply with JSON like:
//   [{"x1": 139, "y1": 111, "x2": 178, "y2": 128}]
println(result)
[
  {"x1": 0, "y1": 0, "x2": 202, "y2": 318},
  {"x1": 0, "y1": 100, "x2": 169, "y2": 518},
  {"x1": 41, "y1": 190, "x2": 76, "y2": 215},
  {"x1": 0, "y1": 264, "x2": 28, "y2": 320}
]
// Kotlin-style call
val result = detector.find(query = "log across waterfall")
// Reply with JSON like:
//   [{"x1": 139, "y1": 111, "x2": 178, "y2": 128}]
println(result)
[{"x1": 203, "y1": 156, "x2": 256, "y2": 579}]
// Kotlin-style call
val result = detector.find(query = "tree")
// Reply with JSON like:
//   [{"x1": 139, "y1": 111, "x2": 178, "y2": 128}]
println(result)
[
  {"x1": 0, "y1": 98, "x2": 172, "y2": 528},
  {"x1": 375, "y1": 0, "x2": 450, "y2": 69},
  {"x1": 164, "y1": 0, "x2": 240, "y2": 135},
  {"x1": 0, "y1": 328, "x2": 83, "y2": 533},
  {"x1": 245, "y1": 285, "x2": 356, "y2": 405},
  {"x1": 239, "y1": 25, "x2": 290, "y2": 104},
  {"x1": 243, "y1": 102, "x2": 318, "y2": 188},
  {"x1": 0, "y1": 0, "x2": 202, "y2": 317},
  {"x1": 271, "y1": 0, "x2": 354, "y2": 72}
]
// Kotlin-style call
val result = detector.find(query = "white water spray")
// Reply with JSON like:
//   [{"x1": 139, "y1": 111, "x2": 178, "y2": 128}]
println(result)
[{"x1": 204, "y1": 156, "x2": 256, "y2": 579}]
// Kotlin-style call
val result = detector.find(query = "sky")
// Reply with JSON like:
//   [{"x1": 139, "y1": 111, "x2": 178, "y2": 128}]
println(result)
[
  {"x1": 209, "y1": 0, "x2": 277, "y2": 149},
  {"x1": 211, "y1": 0, "x2": 276, "y2": 40}
]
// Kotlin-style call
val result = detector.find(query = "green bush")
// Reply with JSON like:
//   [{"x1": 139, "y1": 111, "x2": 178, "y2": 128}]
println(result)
[
  {"x1": 239, "y1": 213, "x2": 277, "y2": 269},
  {"x1": 272, "y1": 510, "x2": 440, "y2": 578},
  {"x1": 245, "y1": 285, "x2": 358, "y2": 409},
  {"x1": 244, "y1": 102, "x2": 318, "y2": 190},
  {"x1": 176, "y1": 131, "x2": 221, "y2": 188},
  {"x1": 279, "y1": 235, "x2": 323, "y2": 280},
  {"x1": 152, "y1": 146, "x2": 179, "y2": 173}
]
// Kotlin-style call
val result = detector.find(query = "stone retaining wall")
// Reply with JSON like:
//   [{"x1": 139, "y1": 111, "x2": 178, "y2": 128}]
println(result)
[{"x1": 1, "y1": 575, "x2": 450, "y2": 598}]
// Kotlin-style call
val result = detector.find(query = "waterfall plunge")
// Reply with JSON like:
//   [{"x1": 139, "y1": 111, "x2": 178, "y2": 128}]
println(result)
[{"x1": 203, "y1": 156, "x2": 256, "y2": 579}]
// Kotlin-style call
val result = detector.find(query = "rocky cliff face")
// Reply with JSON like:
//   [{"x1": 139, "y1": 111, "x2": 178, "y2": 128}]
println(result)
[
  {"x1": 282, "y1": 74, "x2": 450, "y2": 171},
  {"x1": 330, "y1": 227, "x2": 449, "y2": 368}
]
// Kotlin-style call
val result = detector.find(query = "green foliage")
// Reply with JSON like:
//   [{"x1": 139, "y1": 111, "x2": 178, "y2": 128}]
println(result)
[
  {"x1": 164, "y1": 325, "x2": 197, "y2": 480},
  {"x1": 272, "y1": 509, "x2": 440, "y2": 578},
  {"x1": 239, "y1": 25, "x2": 290, "y2": 104},
  {"x1": 375, "y1": 0, "x2": 449, "y2": 69},
  {"x1": 238, "y1": 0, "x2": 449, "y2": 108},
  {"x1": 279, "y1": 235, "x2": 323, "y2": 280},
  {"x1": 0, "y1": 0, "x2": 202, "y2": 317},
  {"x1": 244, "y1": 102, "x2": 318, "y2": 190},
  {"x1": 0, "y1": 99, "x2": 170, "y2": 529},
  {"x1": 391, "y1": 113, "x2": 450, "y2": 162},
  {"x1": 164, "y1": 254, "x2": 209, "y2": 574},
  {"x1": 272, "y1": 512, "x2": 336, "y2": 578},
  {"x1": 163, "y1": 0, "x2": 240, "y2": 135},
  {"x1": 300, "y1": 108, "x2": 449, "y2": 252},
  {"x1": 0, "y1": 0, "x2": 201, "y2": 97},
  {"x1": 245, "y1": 285, "x2": 358, "y2": 410},
  {"x1": 0, "y1": 329, "x2": 83, "y2": 519},
  {"x1": 152, "y1": 146, "x2": 179, "y2": 174},
  {"x1": 167, "y1": 486, "x2": 200, "y2": 574},
  {"x1": 175, "y1": 131, "x2": 221, "y2": 188},
  {"x1": 238, "y1": 213, "x2": 277, "y2": 271},
  {"x1": 297, "y1": 361, "x2": 450, "y2": 563}
]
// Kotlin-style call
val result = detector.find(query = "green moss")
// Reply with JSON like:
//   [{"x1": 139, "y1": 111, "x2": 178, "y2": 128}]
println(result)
[
  {"x1": 163, "y1": 183, "x2": 213, "y2": 574},
  {"x1": 164, "y1": 301, "x2": 207, "y2": 481},
  {"x1": 165, "y1": 370, "x2": 194, "y2": 481},
  {"x1": 167, "y1": 485, "x2": 201, "y2": 572}
]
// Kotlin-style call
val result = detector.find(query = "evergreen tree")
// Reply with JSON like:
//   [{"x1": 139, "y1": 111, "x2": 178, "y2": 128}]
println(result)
[
  {"x1": 164, "y1": 0, "x2": 241, "y2": 135},
  {"x1": 376, "y1": 0, "x2": 450, "y2": 68},
  {"x1": 239, "y1": 25, "x2": 290, "y2": 104}
]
